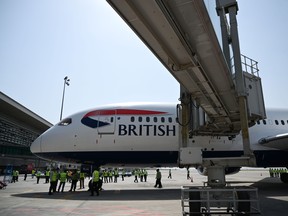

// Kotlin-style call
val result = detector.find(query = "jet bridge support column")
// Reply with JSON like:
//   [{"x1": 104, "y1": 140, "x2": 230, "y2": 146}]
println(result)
[
  {"x1": 178, "y1": 86, "x2": 190, "y2": 149},
  {"x1": 216, "y1": 0, "x2": 254, "y2": 160},
  {"x1": 178, "y1": 86, "x2": 203, "y2": 168}
]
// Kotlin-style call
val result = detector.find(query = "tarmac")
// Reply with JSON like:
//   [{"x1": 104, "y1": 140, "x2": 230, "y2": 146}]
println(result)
[{"x1": 0, "y1": 168, "x2": 288, "y2": 216}]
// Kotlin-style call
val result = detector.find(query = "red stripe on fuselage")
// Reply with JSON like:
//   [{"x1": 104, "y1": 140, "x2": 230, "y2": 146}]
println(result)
[{"x1": 83, "y1": 109, "x2": 168, "y2": 118}]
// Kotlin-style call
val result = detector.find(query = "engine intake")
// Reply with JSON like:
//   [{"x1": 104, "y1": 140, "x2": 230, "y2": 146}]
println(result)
[{"x1": 197, "y1": 166, "x2": 241, "y2": 176}]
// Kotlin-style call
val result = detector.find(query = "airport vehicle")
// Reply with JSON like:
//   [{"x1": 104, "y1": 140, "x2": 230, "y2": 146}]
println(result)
[{"x1": 30, "y1": 102, "x2": 288, "y2": 183}]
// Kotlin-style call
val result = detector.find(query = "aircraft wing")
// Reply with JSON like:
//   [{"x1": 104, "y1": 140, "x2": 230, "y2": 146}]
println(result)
[
  {"x1": 107, "y1": 0, "x2": 265, "y2": 135},
  {"x1": 259, "y1": 133, "x2": 288, "y2": 150}
]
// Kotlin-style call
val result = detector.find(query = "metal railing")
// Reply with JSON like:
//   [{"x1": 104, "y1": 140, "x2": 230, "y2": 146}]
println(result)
[
  {"x1": 231, "y1": 54, "x2": 259, "y2": 77},
  {"x1": 181, "y1": 186, "x2": 261, "y2": 215}
]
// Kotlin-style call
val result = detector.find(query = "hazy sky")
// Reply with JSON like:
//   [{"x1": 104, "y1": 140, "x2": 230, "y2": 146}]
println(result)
[{"x1": 1, "y1": 0, "x2": 288, "y2": 124}]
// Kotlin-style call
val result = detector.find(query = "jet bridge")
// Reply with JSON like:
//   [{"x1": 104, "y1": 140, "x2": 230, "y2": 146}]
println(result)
[
  {"x1": 107, "y1": 0, "x2": 265, "y2": 136},
  {"x1": 107, "y1": 1, "x2": 266, "y2": 213}
]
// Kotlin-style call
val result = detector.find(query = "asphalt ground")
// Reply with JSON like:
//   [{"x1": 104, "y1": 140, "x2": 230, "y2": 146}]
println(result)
[{"x1": 0, "y1": 168, "x2": 287, "y2": 216}]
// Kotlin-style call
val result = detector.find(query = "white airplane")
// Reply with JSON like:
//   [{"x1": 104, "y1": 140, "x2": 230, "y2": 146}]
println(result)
[{"x1": 30, "y1": 102, "x2": 288, "y2": 182}]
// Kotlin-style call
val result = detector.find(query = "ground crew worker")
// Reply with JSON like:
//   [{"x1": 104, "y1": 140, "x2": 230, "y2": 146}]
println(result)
[
  {"x1": 121, "y1": 169, "x2": 125, "y2": 181},
  {"x1": 24, "y1": 169, "x2": 27, "y2": 181},
  {"x1": 36, "y1": 170, "x2": 41, "y2": 184},
  {"x1": 134, "y1": 169, "x2": 138, "y2": 183},
  {"x1": 108, "y1": 170, "x2": 113, "y2": 182},
  {"x1": 12, "y1": 170, "x2": 17, "y2": 183},
  {"x1": 154, "y1": 169, "x2": 162, "y2": 188},
  {"x1": 144, "y1": 169, "x2": 148, "y2": 182},
  {"x1": 15, "y1": 170, "x2": 19, "y2": 181},
  {"x1": 90, "y1": 168, "x2": 100, "y2": 196},
  {"x1": 58, "y1": 170, "x2": 67, "y2": 192},
  {"x1": 168, "y1": 169, "x2": 172, "y2": 179},
  {"x1": 140, "y1": 169, "x2": 144, "y2": 182},
  {"x1": 69, "y1": 170, "x2": 79, "y2": 192},
  {"x1": 114, "y1": 168, "x2": 118, "y2": 183},
  {"x1": 66, "y1": 170, "x2": 71, "y2": 182},
  {"x1": 32, "y1": 169, "x2": 35, "y2": 178},
  {"x1": 45, "y1": 169, "x2": 50, "y2": 183},
  {"x1": 187, "y1": 168, "x2": 190, "y2": 180},
  {"x1": 103, "y1": 170, "x2": 108, "y2": 183},
  {"x1": 48, "y1": 169, "x2": 58, "y2": 195},
  {"x1": 79, "y1": 171, "x2": 85, "y2": 189}
]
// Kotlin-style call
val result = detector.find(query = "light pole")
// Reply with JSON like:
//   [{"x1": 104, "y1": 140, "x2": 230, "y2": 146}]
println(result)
[{"x1": 60, "y1": 76, "x2": 70, "y2": 121}]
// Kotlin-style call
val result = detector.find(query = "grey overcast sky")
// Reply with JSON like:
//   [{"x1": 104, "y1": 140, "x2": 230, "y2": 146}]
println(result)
[{"x1": 1, "y1": 0, "x2": 288, "y2": 124}]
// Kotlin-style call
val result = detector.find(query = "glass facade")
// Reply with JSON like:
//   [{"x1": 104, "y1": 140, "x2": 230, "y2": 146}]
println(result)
[{"x1": 0, "y1": 118, "x2": 39, "y2": 156}]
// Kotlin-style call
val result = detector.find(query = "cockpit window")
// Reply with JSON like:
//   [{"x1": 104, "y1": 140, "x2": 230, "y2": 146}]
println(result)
[{"x1": 58, "y1": 118, "x2": 72, "y2": 126}]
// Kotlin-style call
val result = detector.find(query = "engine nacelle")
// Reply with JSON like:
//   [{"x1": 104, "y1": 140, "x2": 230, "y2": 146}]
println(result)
[{"x1": 196, "y1": 166, "x2": 241, "y2": 176}]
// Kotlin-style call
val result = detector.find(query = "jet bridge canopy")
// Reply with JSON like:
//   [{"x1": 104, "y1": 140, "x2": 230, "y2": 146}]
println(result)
[{"x1": 107, "y1": 0, "x2": 264, "y2": 135}]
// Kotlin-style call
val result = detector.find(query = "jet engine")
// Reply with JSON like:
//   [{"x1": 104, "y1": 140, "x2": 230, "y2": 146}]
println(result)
[{"x1": 196, "y1": 166, "x2": 241, "y2": 176}]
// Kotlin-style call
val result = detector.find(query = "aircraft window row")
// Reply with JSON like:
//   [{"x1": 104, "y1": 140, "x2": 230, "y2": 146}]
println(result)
[
  {"x1": 256, "y1": 119, "x2": 287, "y2": 125},
  {"x1": 130, "y1": 116, "x2": 173, "y2": 123}
]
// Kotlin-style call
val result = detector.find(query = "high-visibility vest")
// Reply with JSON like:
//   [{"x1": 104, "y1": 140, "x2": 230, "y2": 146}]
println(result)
[
  {"x1": 59, "y1": 172, "x2": 67, "y2": 182},
  {"x1": 51, "y1": 171, "x2": 58, "y2": 182},
  {"x1": 80, "y1": 172, "x2": 85, "y2": 179},
  {"x1": 92, "y1": 170, "x2": 100, "y2": 182}
]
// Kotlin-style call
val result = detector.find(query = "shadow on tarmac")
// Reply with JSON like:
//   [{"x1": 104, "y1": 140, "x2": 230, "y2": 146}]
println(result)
[
  {"x1": 250, "y1": 177, "x2": 288, "y2": 216},
  {"x1": 12, "y1": 188, "x2": 181, "y2": 201}
]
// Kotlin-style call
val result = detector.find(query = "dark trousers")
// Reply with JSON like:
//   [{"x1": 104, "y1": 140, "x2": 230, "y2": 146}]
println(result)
[
  {"x1": 91, "y1": 181, "x2": 99, "y2": 196},
  {"x1": 80, "y1": 178, "x2": 84, "y2": 189},
  {"x1": 58, "y1": 181, "x2": 65, "y2": 192},
  {"x1": 154, "y1": 178, "x2": 162, "y2": 188},
  {"x1": 70, "y1": 180, "x2": 77, "y2": 191},
  {"x1": 49, "y1": 181, "x2": 57, "y2": 194}
]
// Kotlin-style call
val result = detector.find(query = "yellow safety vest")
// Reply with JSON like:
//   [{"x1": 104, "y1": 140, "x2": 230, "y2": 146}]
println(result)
[
  {"x1": 93, "y1": 170, "x2": 99, "y2": 182},
  {"x1": 51, "y1": 171, "x2": 58, "y2": 182},
  {"x1": 59, "y1": 172, "x2": 67, "y2": 182},
  {"x1": 80, "y1": 172, "x2": 85, "y2": 178}
]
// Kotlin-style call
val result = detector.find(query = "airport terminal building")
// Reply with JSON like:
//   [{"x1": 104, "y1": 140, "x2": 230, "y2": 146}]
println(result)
[{"x1": 0, "y1": 91, "x2": 52, "y2": 174}]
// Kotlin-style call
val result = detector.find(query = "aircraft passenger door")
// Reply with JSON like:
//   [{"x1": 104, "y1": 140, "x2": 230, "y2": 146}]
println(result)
[{"x1": 97, "y1": 110, "x2": 116, "y2": 134}]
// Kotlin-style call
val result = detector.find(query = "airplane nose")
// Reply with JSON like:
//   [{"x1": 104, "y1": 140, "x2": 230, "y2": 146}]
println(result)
[{"x1": 30, "y1": 135, "x2": 42, "y2": 154}]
